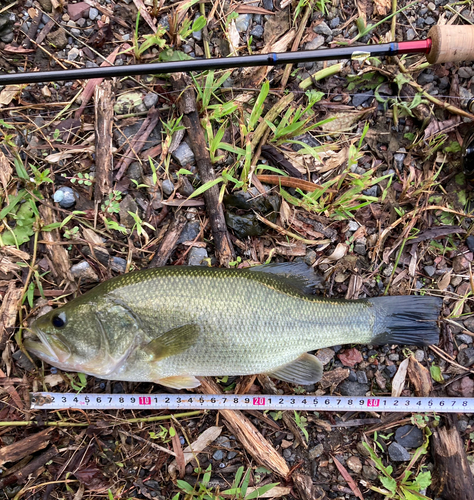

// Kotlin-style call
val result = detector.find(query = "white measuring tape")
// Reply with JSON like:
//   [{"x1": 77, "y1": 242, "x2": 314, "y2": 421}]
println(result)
[{"x1": 29, "y1": 393, "x2": 473, "y2": 413}]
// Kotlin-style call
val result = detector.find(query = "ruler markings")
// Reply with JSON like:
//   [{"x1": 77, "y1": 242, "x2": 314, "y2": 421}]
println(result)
[{"x1": 30, "y1": 393, "x2": 472, "y2": 413}]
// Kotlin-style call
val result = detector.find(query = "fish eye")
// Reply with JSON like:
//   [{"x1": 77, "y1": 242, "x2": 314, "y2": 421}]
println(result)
[{"x1": 51, "y1": 312, "x2": 67, "y2": 329}]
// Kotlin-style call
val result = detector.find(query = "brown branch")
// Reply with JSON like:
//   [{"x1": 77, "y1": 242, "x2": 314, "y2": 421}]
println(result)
[{"x1": 171, "y1": 73, "x2": 234, "y2": 266}]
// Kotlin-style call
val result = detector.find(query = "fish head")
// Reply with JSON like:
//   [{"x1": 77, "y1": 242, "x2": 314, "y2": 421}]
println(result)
[{"x1": 25, "y1": 300, "x2": 106, "y2": 373}]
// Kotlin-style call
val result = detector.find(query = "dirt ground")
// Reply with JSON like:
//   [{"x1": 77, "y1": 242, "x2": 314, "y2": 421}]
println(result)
[{"x1": 1, "y1": 0, "x2": 474, "y2": 498}]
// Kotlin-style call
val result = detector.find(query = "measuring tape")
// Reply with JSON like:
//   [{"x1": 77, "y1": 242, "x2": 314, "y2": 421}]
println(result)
[{"x1": 30, "y1": 393, "x2": 473, "y2": 413}]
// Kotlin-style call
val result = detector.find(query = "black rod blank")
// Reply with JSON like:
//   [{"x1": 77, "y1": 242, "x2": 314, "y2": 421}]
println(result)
[{"x1": 0, "y1": 43, "x2": 401, "y2": 86}]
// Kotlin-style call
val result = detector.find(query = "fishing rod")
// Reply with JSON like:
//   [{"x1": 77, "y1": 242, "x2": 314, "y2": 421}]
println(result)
[{"x1": 0, "y1": 25, "x2": 473, "y2": 86}]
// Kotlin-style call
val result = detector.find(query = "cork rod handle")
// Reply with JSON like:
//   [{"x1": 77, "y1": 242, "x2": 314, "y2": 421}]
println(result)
[{"x1": 427, "y1": 25, "x2": 474, "y2": 64}]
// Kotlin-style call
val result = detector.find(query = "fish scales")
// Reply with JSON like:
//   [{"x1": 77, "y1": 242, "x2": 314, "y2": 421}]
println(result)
[{"x1": 26, "y1": 264, "x2": 442, "y2": 389}]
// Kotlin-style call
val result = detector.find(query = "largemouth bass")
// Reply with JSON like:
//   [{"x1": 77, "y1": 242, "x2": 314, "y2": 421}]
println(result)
[{"x1": 25, "y1": 264, "x2": 442, "y2": 389}]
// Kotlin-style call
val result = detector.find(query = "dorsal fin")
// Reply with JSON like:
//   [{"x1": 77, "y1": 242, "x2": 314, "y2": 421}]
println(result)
[{"x1": 248, "y1": 262, "x2": 323, "y2": 293}]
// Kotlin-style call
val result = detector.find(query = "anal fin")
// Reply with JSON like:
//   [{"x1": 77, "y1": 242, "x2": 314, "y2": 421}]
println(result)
[
  {"x1": 267, "y1": 353, "x2": 323, "y2": 385},
  {"x1": 157, "y1": 375, "x2": 201, "y2": 389}
]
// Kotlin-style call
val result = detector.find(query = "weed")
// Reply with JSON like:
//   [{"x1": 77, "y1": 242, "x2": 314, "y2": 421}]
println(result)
[
  {"x1": 131, "y1": 11, "x2": 167, "y2": 61},
  {"x1": 294, "y1": 411, "x2": 309, "y2": 442},
  {"x1": 178, "y1": 16, "x2": 206, "y2": 42},
  {"x1": 362, "y1": 429, "x2": 432, "y2": 500},
  {"x1": 64, "y1": 373, "x2": 88, "y2": 393},
  {"x1": 175, "y1": 465, "x2": 279, "y2": 499},
  {"x1": 149, "y1": 425, "x2": 176, "y2": 443},
  {"x1": 127, "y1": 210, "x2": 155, "y2": 237},
  {"x1": 62, "y1": 172, "x2": 94, "y2": 186},
  {"x1": 101, "y1": 191, "x2": 122, "y2": 215}
]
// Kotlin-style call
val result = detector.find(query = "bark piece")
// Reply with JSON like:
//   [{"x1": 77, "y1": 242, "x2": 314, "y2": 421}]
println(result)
[
  {"x1": 0, "y1": 283, "x2": 22, "y2": 350},
  {"x1": 94, "y1": 80, "x2": 114, "y2": 204},
  {"x1": 115, "y1": 108, "x2": 160, "y2": 181},
  {"x1": 407, "y1": 355, "x2": 432, "y2": 397},
  {"x1": 0, "y1": 428, "x2": 53, "y2": 466},
  {"x1": 0, "y1": 446, "x2": 58, "y2": 488},
  {"x1": 149, "y1": 212, "x2": 187, "y2": 268},
  {"x1": 171, "y1": 73, "x2": 234, "y2": 267},
  {"x1": 39, "y1": 205, "x2": 74, "y2": 285},
  {"x1": 431, "y1": 418, "x2": 474, "y2": 500},
  {"x1": 75, "y1": 45, "x2": 121, "y2": 118},
  {"x1": 292, "y1": 472, "x2": 325, "y2": 500},
  {"x1": 199, "y1": 377, "x2": 289, "y2": 477}
]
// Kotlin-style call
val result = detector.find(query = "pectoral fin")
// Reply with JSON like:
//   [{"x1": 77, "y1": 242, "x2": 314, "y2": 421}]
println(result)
[
  {"x1": 144, "y1": 324, "x2": 200, "y2": 361},
  {"x1": 267, "y1": 353, "x2": 323, "y2": 385},
  {"x1": 157, "y1": 375, "x2": 201, "y2": 389}
]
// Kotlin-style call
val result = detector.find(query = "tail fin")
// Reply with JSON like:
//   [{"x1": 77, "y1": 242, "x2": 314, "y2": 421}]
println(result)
[{"x1": 369, "y1": 296, "x2": 442, "y2": 347}]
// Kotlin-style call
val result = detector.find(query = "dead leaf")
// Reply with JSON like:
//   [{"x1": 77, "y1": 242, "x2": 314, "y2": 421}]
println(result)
[
  {"x1": 0, "y1": 151, "x2": 12, "y2": 192},
  {"x1": 171, "y1": 430, "x2": 186, "y2": 479},
  {"x1": 318, "y1": 148, "x2": 349, "y2": 173},
  {"x1": 373, "y1": 0, "x2": 391, "y2": 16},
  {"x1": 332, "y1": 455, "x2": 364, "y2": 500},
  {"x1": 82, "y1": 227, "x2": 105, "y2": 247},
  {"x1": 438, "y1": 271, "x2": 452, "y2": 291},
  {"x1": 375, "y1": 370, "x2": 387, "y2": 390},
  {"x1": 74, "y1": 466, "x2": 110, "y2": 492},
  {"x1": 263, "y1": 10, "x2": 289, "y2": 43},
  {"x1": 44, "y1": 374, "x2": 64, "y2": 387},
  {"x1": 246, "y1": 486, "x2": 292, "y2": 498},
  {"x1": 424, "y1": 117, "x2": 460, "y2": 140},
  {"x1": 227, "y1": 20, "x2": 240, "y2": 56},
  {"x1": 169, "y1": 426, "x2": 222, "y2": 478},
  {"x1": 0, "y1": 85, "x2": 22, "y2": 106},
  {"x1": 132, "y1": 0, "x2": 157, "y2": 32},
  {"x1": 235, "y1": 5, "x2": 274, "y2": 14},
  {"x1": 45, "y1": 145, "x2": 95, "y2": 163},
  {"x1": 3, "y1": 45, "x2": 35, "y2": 53},
  {"x1": 319, "y1": 367, "x2": 350, "y2": 390},
  {"x1": 320, "y1": 110, "x2": 373, "y2": 133},
  {"x1": 338, "y1": 348, "x2": 363, "y2": 368},
  {"x1": 318, "y1": 243, "x2": 348, "y2": 264},
  {"x1": 408, "y1": 356, "x2": 433, "y2": 397},
  {"x1": 391, "y1": 357, "x2": 410, "y2": 397}
]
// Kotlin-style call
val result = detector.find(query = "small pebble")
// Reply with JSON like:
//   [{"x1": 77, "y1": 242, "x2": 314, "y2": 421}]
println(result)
[
  {"x1": 395, "y1": 425, "x2": 423, "y2": 448},
  {"x1": 466, "y1": 236, "x2": 474, "y2": 253},
  {"x1": 250, "y1": 24, "x2": 264, "y2": 38},
  {"x1": 172, "y1": 142, "x2": 195, "y2": 167},
  {"x1": 414, "y1": 350, "x2": 425, "y2": 362},
  {"x1": 67, "y1": 47, "x2": 80, "y2": 61},
  {"x1": 143, "y1": 92, "x2": 159, "y2": 109},
  {"x1": 313, "y1": 21, "x2": 332, "y2": 36},
  {"x1": 457, "y1": 334, "x2": 473, "y2": 345},
  {"x1": 188, "y1": 247, "x2": 208, "y2": 266},
  {"x1": 424, "y1": 266, "x2": 436, "y2": 277},
  {"x1": 212, "y1": 449, "x2": 225, "y2": 461},
  {"x1": 309, "y1": 443, "x2": 324, "y2": 459},
  {"x1": 346, "y1": 456, "x2": 362, "y2": 474},
  {"x1": 234, "y1": 14, "x2": 251, "y2": 32},
  {"x1": 388, "y1": 442, "x2": 411, "y2": 461},
  {"x1": 305, "y1": 35, "x2": 324, "y2": 50},
  {"x1": 53, "y1": 186, "x2": 78, "y2": 208},
  {"x1": 70, "y1": 261, "x2": 99, "y2": 282},
  {"x1": 329, "y1": 17, "x2": 340, "y2": 29},
  {"x1": 162, "y1": 179, "x2": 175, "y2": 196}
]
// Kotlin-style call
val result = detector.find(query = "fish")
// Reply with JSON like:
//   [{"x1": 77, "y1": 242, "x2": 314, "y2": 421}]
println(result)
[{"x1": 25, "y1": 263, "x2": 442, "y2": 389}]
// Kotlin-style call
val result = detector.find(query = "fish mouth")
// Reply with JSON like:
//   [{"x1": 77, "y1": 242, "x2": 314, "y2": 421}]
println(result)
[{"x1": 24, "y1": 328, "x2": 71, "y2": 364}]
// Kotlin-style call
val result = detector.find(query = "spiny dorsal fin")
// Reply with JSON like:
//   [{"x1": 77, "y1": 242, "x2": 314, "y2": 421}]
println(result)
[
  {"x1": 248, "y1": 262, "x2": 323, "y2": 293},
  {"x1": 144, "y1": 324, "x2": 200, "y2": 361},
  {"x1": 267, "y1": 353, "x2": 323, "y2": 385}
]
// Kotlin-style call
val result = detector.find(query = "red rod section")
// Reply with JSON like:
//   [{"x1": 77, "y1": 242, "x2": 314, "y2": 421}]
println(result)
[{"x1": 398, "y1": 39, "x2": 432, "y2": 55}]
